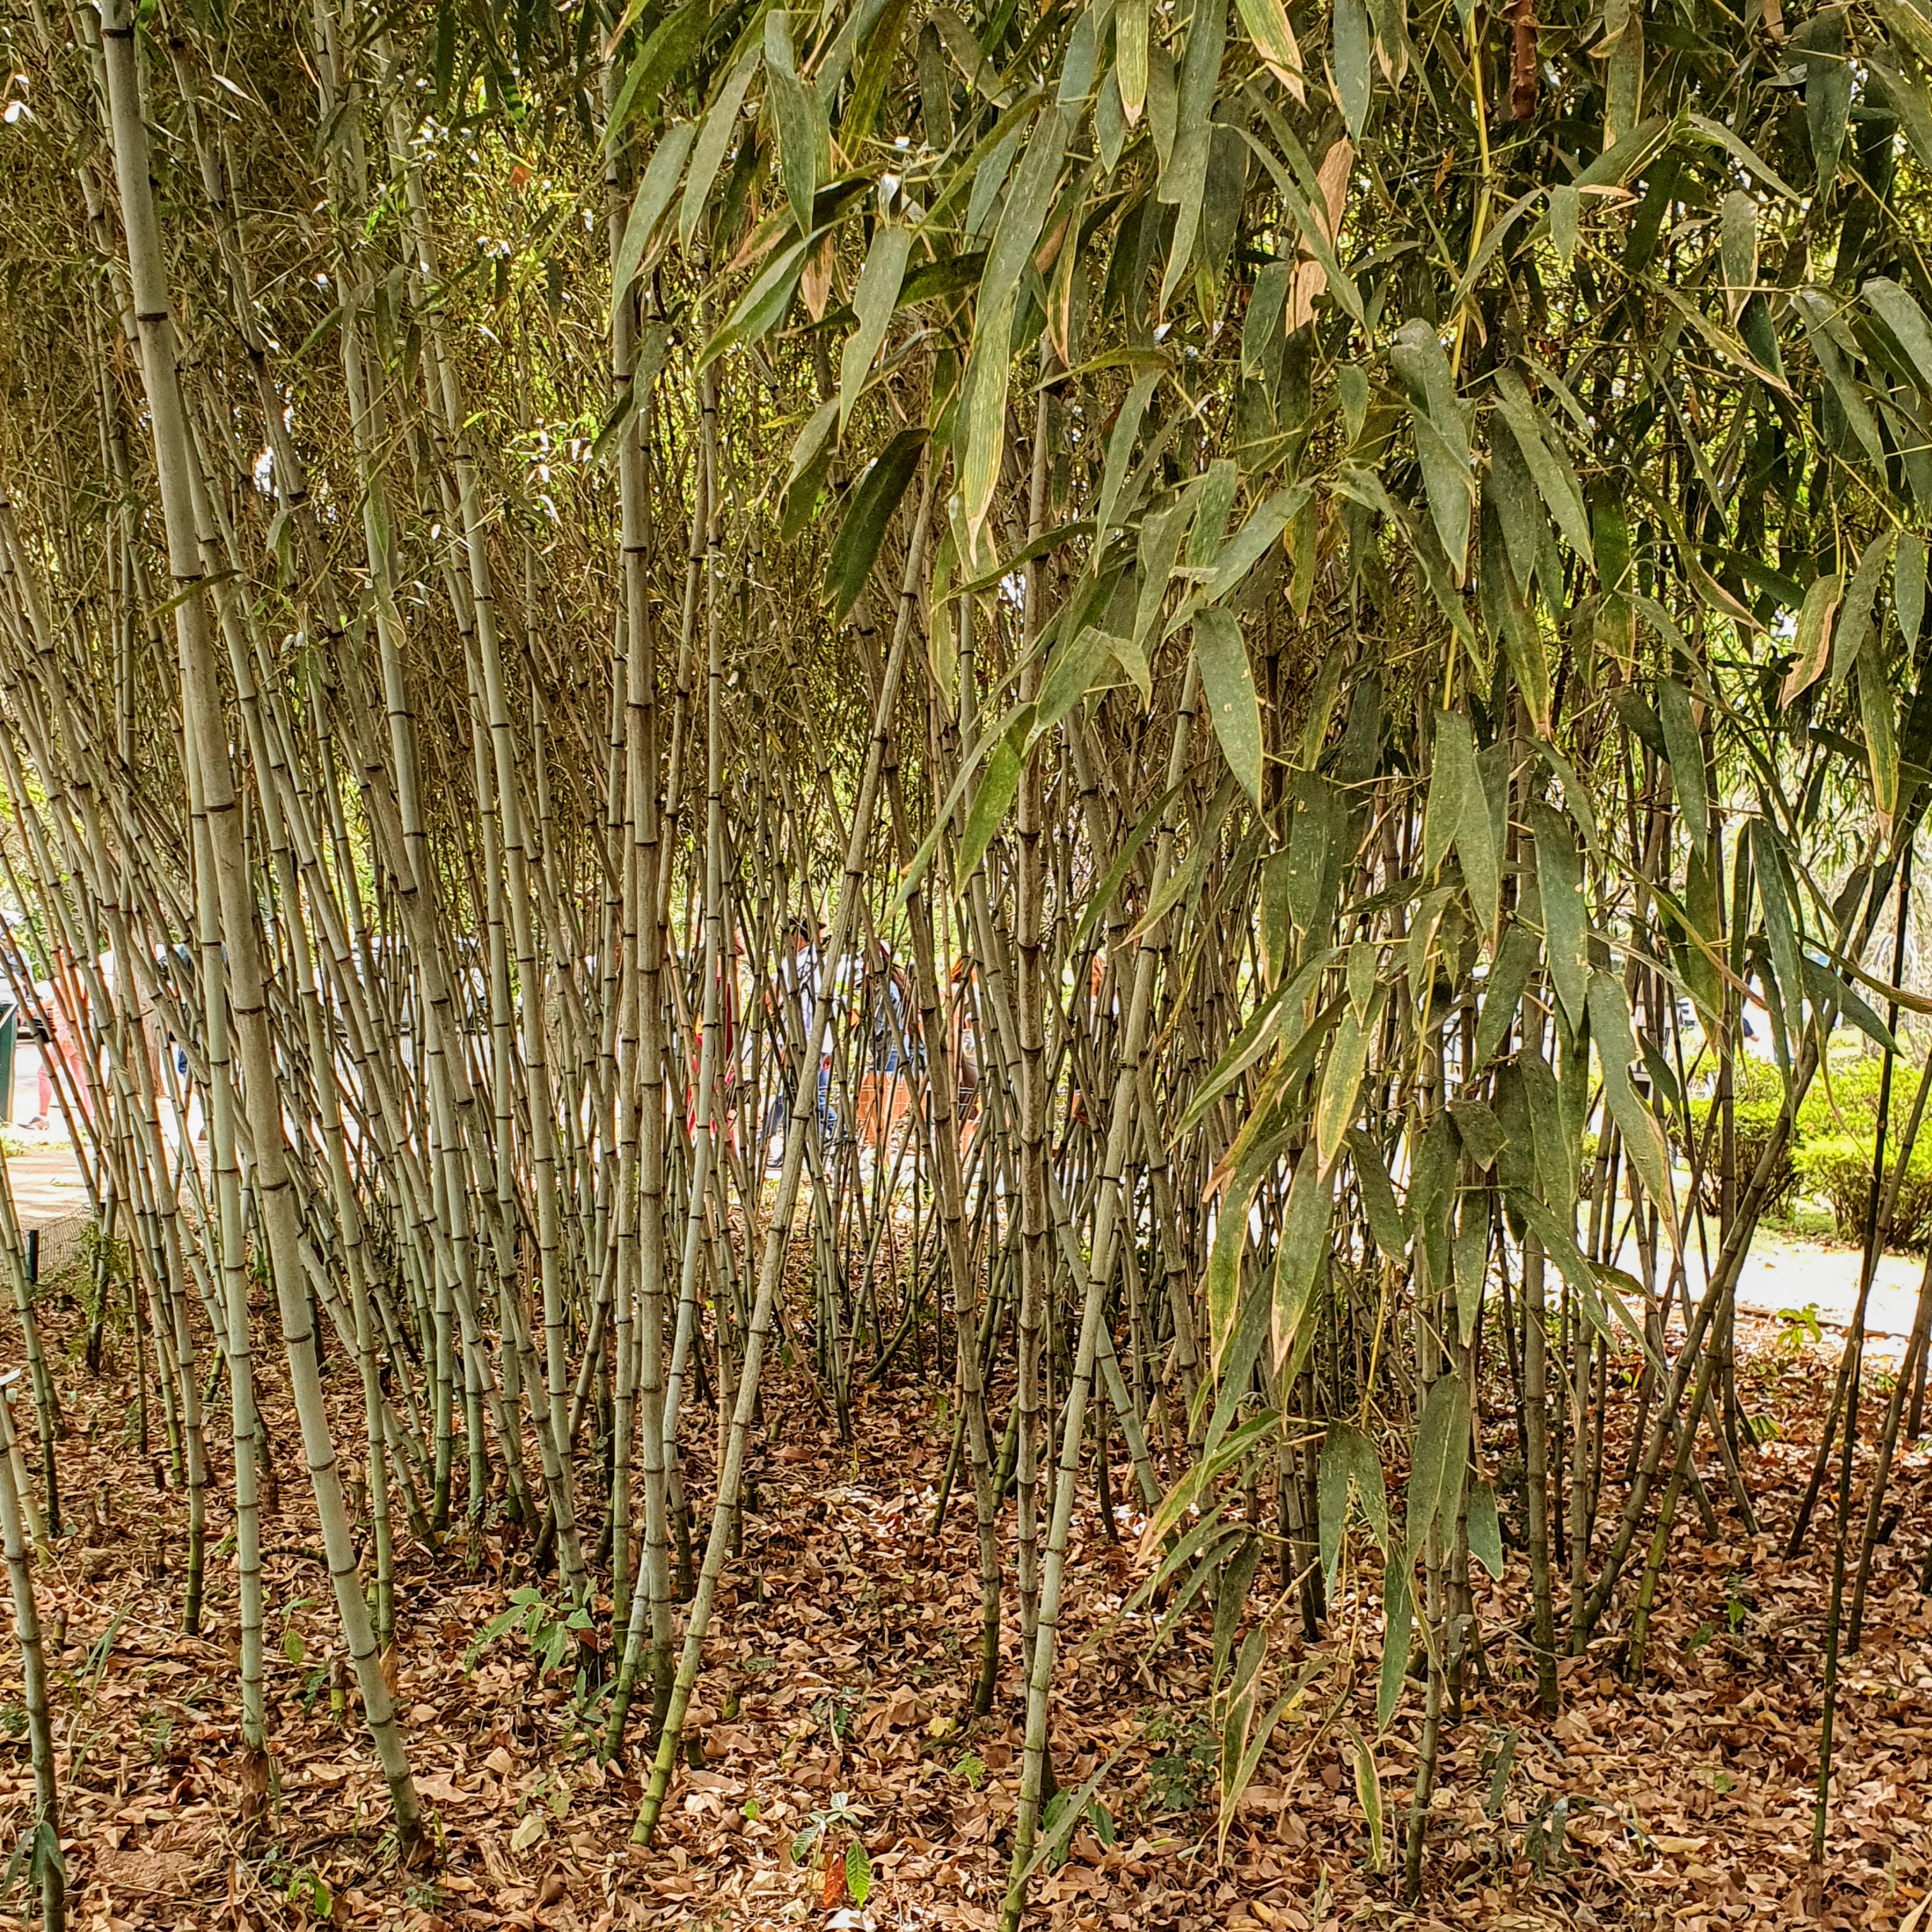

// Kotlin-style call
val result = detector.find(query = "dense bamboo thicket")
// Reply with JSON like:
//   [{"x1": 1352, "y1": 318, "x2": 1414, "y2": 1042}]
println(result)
[{"x1": 2, "y1": 0, "x2": 1931, "y2": 1920}]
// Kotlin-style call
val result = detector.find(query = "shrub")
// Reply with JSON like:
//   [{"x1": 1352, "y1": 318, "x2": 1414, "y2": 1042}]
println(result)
[
  {"x1": 1675, "y1": 1077, "x2": 1796, "y2": 1215},
  {"x1": 1797, "y1": 1054, "x2": 1896, "y2": 1138},
  {"x1": 1792, "y1": 1128, "x2": 1932, "y2": 1249},
  {"x1": 1673, "y1": 1051, "x2": 1931, "y2": 1222}
]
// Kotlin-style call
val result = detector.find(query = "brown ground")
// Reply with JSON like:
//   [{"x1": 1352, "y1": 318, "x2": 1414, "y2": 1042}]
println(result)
[{"x1": 1, "y1": 1250, "x2": 1929, "y2": 1932}]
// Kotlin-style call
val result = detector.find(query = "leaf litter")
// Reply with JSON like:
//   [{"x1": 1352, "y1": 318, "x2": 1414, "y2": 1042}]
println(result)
[{"x1": 1, "y1": 1285, "x2": 1929, "y2": 1932}]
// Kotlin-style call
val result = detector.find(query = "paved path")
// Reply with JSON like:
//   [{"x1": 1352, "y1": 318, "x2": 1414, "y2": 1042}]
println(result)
[
  {"x1": 1595, "y1": 1203, "x2": 1929, "y2": 1358},
  {"x1": 3, "y1": 1136, "x2": 97, "y2": 1275},
  {"x1": 5, "y1": 1140, "x2": 93, "y2": 1222},
  {"x1": 4, "y1": 1128, "x2": 1926, "y2": 1353},
  {"x1": 1728, "y1": 1224, "x2": 1927, "y2": 1347}
]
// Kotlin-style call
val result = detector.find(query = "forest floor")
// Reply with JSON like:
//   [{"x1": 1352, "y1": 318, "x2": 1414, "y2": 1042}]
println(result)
[{"x1": 0, "y1": 1224, "x2": 1930, "y2": 1931}]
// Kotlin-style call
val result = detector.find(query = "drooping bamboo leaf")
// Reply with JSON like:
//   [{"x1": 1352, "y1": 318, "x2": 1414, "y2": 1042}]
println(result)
[
  {"x1": 824, "y1": 427, "x2": 926, "y2": 618},
  {"x1": 957, "y1": 732, "x2": 1022, "y2": 880},
  {"x1": 679, "y1": 48, "x2": 761, "y2": 250},
  {"x1": 611, "y1": 119, "x2": 695, "y2": 306},
  {"x1": 1864, "y1": 275, "x2": 1932, "y2": 395},
  {"x1": 1829, "y1": 531, "x2": 1895, "y2": 686},
  {"x1": 838, "y1": 223, "x2": 914, "y2": 433},
  {"x1": 1899, "y1": 535, "x2": 1928, "y2": 655},
  {"x1": 1334, "y1": 0, "x2": 1372, "y2": 137},
  {"x1": 1491, "y1": 369, "x2": 1594, "y2": 567},
  {"x1": 845, "y1": 0, "x2": 912, "y2": 138},
  {"x1": 1460, "y1": 738, "x2": 1503, "y2": 942},
  {"x1": 1405, "y1": 1374, "x2": 1469, "y2": 1559},
  {"x1": 1752, "y1": 818, "x2": 1804, "y2": 1072},
  {"x1": 1530, "y1": 802, "x2": 1588, "y2": 1034},
  {"x1": 1319, "y1": 1420, "x2": 1388, "y2": 1592},
  {"x1": 1453, "y1": 1188, "x2": 1489, "y2": 1345},
  {"x1": 1347, "y1": 1725, "x2": 1384, "y2": 1870},
  {"x1": 1466, "y1": 1480, "x2": 1503, "y2": 1579},
  {"x1": 1272, "y1": 1154, "x2": 1334, "y2": 1370},
  {"x1": 957, "y1": 107, "x2": 1066, "y2": 544},
  {"x1": 1391, "y1": 320, "x2": 1473, "y2": 582},
  {"x1": 1117, "y1": 0, "x2": 1150, "y2": 121},
  {"x1": 1781, "y1": 571, "x2": 1843, "y2": 705},
  {"x1": 1588, "y1": 969, "x2": 1679, "y2": 1248},
  {"x1": 1470, "y1": 919, "x2": 1536, "y2": 1071},
  {"x1": 1423, "y1": 710, "x2": 1475, "y2": 879},
  {"x1": 1346, "y1": 1128, "x2": 1409, "y2": 1259},
  {"x1": 1234, "y1": 0, "x2": 1307, "y2": 97},
  {"x1": 1156, "y1": 0, "x2": 1227, "y2": 309},
  {"x1": 1315, "y1": 997, "x2": 1371, "y2": 1174},
  {"x1": 1657, "y1": 678, "x2": 1708, "y2": 851},
  {"x1": 1193, "y1": 608, "x2": 1263, "y2": 804},
  {"x1": 956, "y1": 291, "x2": 1018, "y2": 554},
  {"x1": 1208, "y1": 1158, "x2": 1265, "y2": 1371},
  {"x1": 765, "y1": 12, "x2": 826, "y2": 241},
  {"x1": 1377, "y1": 1557, "x2": 1413, "y2": 1729}
]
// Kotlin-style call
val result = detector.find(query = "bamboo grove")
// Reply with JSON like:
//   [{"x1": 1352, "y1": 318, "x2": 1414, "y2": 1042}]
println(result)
[{"x1": 1, "y1": 0, "x2": 1931, "y2": 1919}]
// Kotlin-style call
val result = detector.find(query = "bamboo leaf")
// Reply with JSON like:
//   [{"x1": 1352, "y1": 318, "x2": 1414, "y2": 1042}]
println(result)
[
  {"x1": 958, "y1": 732, "x2": 1022, "y2": 879},
  {"x1": 1319, "y1": 1420, "x2": 1388, "y2": 1591},
  {"x1": 696, "y1": 234, "x2": 811, "y2": 372},
  {"x1": 845, "y1": 0, "x2": 912, "y2": 139},
  {"x1": 1453, "y1": 1188, "x2": 1489, "y2": 1345},
  {"x1": 1424, "y1": 710, "x2": 1475, "y2": 879},
  {"x1": 1272, "y1": 1155, "x2": 1334, "y2": 1370},
  {"x1": 1178, "y1": 951, "x2": 1332, "y2": 1137},
  {"x1": 1334, "y1": 0, "x2": 1372, "y2": 137},
  {"x1": 1490, "y1": 371, "x2": 1594, "y2": 567},
  {"x1": 1346, "y1": 1129, "x2": 1409, "y2": 1259},
  {"x1": 1156, "y1": 0, "x2": 1227, "y2": 309},
  {"x1": 1466, "y1": 1480, "x2": 1503, "y2": 1579},
  {"x1": 1392, "y1": 320, "x2": 1473, "y2": 582},
  {"x1": 839, "y1": 223, "x2": 914, "y2": 433},
  {"x1": 1588, "y1": 969, "x2": 1679, "y2": 1249},
  {"x1": 1531, "y1": 802, "x2": 1588, "y2": 1034},
  {"x1": 679, "y1": 49, "x2": 760, "y2": 252},
  {"x1": 956, "y1": 293, "x2": 1017, "y2": 551},
  {"x1": 1347, "y1": 1725, "x2": 1384, "y2": 1871},
  {"x1": 1377, "y1": 1558, "x2": 1413, "y2": 1729},
  {"x1": 1752, "y1": 818, "x2": 1804, "y2": 1070},
  {"x1": 1208, "y1": 486, "x2": 1306, "y2": 602},
  {"x1": 1194, "y1": 608, "x2": 1264, "y2": 804},
  {"x1": 1315, "y1": 997, "x2": 1372, "y2": 1173},
  {"x1": 1217, "y1": 1664, "x2": 1324, "y2": 1858},
  {"x1": 604, "y1": 1, "x2": 709, "y2": 153},
  {"x1": 1657, "y1": 678, "x2": 1708, "y2": 851},
  {"x1": 1899, "y1": 535, "x2": 1927, "y2": 655},
  {"x1": 1865, "y1": 275, "x2": 1932, "y2": 395},
  {"x1": 1405, "y1": 1374, "x2": 1469, "y2": 1558},
  {"x1": 981, "y1": 105, "x2": 1068, "y2": 300},
  {"x1": 1235, "y1": 0, "x2": 1307, "y2": 100},
  {"x1": 1830, "y1": 530, "x2": 1895, "y2": 685},
  {"x1": 612, "y1": 119, "x2": 696, "y2": 306},
  {"x1": 1470, "y1": 919, "x2": 1537, "y2": 1071},
  {"x1": 824, "y1": 427, "x2": 926, "y2": 619},
  {"x1": 1209, "y1": 1160, "x2": 1265, "y2": 1371},
  {"x1": 1071, "y1": 779, "x2": 1177, "y2": 952},
  {"x1": 1780, "y1": 572, "x2": 1843, "y2": 706},
  {"x1": 1118, "y1": 0, "x2": 1150, "y2": 122},
  {"x1": 1460, "y1": 738, "x2": 1503, "y2": 942}
]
